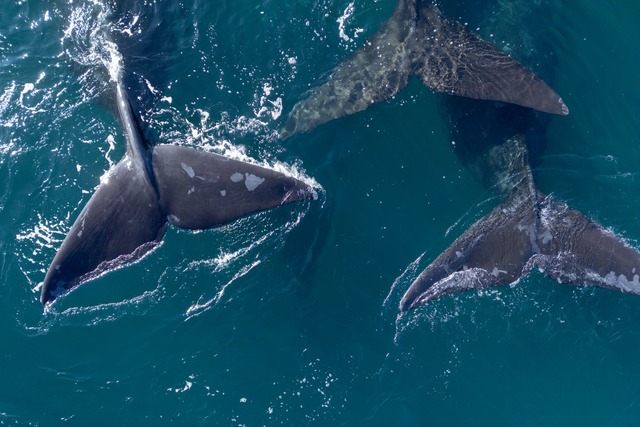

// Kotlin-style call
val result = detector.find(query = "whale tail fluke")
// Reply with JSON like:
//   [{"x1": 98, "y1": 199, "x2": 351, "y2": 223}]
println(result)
[
  {"x1": 399, "y1": 137, "x2": 640, "y2": 311},
  {"x1": 41, "y1": 147, "x2": 317, "y2": 306},
  {"x1": 42, "y1": 118, "x2": 316, "y2": 306},
  {"x1": 530, "y1": 201, "x2": 640, "y2": 295},
  {"x1": 281, "y1": 0, "x2": 567, "y2": 140}
]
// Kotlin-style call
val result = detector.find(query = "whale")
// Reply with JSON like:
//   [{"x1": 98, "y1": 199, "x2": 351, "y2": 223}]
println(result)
[
  {"x1": 40, "y1": 79, "x2": 316, "y2": 306},
  {"x1": 399, "y1": 135, "x2": 640, "y2": 310},
  {"x1": 280, "y1": 0, "x2": 568, "y2": 140},
  {"x1": 398, "y1": 1, "x2": 640, "y2": 310}
]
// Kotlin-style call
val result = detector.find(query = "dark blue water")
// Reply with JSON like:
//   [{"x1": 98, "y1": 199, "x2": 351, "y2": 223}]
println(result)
[{"x1": 1, "y1": 0, "x2": 640, "y2": 425}]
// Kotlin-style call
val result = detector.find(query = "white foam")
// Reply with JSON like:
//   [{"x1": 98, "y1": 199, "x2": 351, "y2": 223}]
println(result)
[
  {"x1": 336, "y1": 2, "x2": 364, "y2": 44},
  {"x1": 0, "y1": 82, "x2": 16, "y2": 122}
]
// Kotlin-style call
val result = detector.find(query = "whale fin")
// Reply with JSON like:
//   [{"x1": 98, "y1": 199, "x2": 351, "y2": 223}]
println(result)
[
  {"x1": 152, "y1": 144, "x2": 317, "y2": 229},
  {"x1": 280, "y1": 0, "x2": 416, "y2": 139},
  {"x1": 414, "y1": 5, "x2": 568, "y2": 116},
  {"x1": 400, "y1": 137, "x2": 640, "y2": 311},
  {"x1": 281, "y1": 1, "x2": 567, "y2": 140},
  {"x1": 40, "y1": 146, "x2": 316, "y2": 306},
  {"x1": 41, "y1": 157, "x2": 167, "y2": 305},
  {"x1": 534, "y1": 200, "x2": 640, "y2": 294},
  {"x1": 399, "y1": 184, "x2": 539, "y2": 311}
]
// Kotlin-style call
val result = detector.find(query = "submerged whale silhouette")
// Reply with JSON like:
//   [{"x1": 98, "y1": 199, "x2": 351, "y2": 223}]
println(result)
[
  {"x1": 40, "y1": 80, "x2": 316, "y2": 306},
  {"x1": 280, "y1": 0, "x2": 568, "y2": 139}
]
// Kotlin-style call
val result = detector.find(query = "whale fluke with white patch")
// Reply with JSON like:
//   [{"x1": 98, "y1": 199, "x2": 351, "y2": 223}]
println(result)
[
  {"x1": 40, "y1": 83, "x2": 316, "y2": 306},
  {"x1": 280, "y1": 0, "x2": 568, "y2": 139},
  {"x1": 399, "y1": 137, "x2": 640, "y2": 311},
  {"x1": 153, "y1": 145, "x2": 314, "y2": 229}
]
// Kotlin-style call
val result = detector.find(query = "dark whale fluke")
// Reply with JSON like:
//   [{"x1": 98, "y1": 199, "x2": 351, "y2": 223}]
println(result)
[
  {"x1": 280, "y1": 0, "x2": 568, "y2": 140},
  {"x1": 399, "y1": 137, "x2": 640, "y2": 311},
  {"x1": 40, "y1": 82, "x2": 316, "y2": 306}
]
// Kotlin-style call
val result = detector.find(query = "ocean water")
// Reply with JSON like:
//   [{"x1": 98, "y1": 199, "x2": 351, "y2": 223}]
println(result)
[{"x1": 1, "y1": 0, "x2": 640, "y2": 425}]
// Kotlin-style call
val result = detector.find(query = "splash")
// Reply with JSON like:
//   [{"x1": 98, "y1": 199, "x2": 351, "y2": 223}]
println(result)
[
  {"x1": 61, "y1": 0, "x2": 123, "y2": 93},
  {"x1": 383, "y1": 252, "x2": 426, "y2": 308},
  {"x1": 336, "y1": 2, "x2": 364, "y2": 45},
  {"x1": 255, "y1": 83, "x2": 283, "y2": 121},
  {"x1": 264, "y1": 357, "x2": 344, "y2": 423}
]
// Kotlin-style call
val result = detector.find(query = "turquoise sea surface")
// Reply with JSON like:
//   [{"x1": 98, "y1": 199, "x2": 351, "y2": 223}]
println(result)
[{"x1": 2, "y1": 0, "x2": 640, "y2": 425}]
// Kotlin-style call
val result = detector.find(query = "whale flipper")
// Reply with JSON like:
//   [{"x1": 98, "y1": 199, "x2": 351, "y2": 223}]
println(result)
[
  {"x1": 41, "y1": 157, "x2": 167, "y2": 305},
  {"x1": 281, "y1": 0, "x2": 567, "y2": 139},
  {"x1": 152, "y1": 145, "x2": 316, "y2": 229},
  {"x1": 400, "y1": 137, "x2": 640, "y2": 311}
]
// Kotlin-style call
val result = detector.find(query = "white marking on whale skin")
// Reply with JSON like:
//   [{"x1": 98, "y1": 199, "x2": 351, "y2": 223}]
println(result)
[
  {"x1": 559, "y1": 98, "x2": 570, "y2": 115},
  {"x1": 220, "y1": 190, "x2": 226, "y2": 197},
  {"x1": 181, "y1": 163, "x2": 195, "y2": 178},
  {"x1": 540, "y1": 229, "x2": 553, "y2": 245},
  {"x1": 517, "y1": 223, "x2": 540, "y2": 253},
  {"x1": 455, "y1": 251, "x2": 463, "y2": 258},
  {"x1": 244, "y1": 174, "x2": 265, "y2": 191},
  {"x1": 77, "y1": 216, "x2": 87, "y2": 239},
  {"x1": 230, "y1": 172, "x2": 244, "y2": 183},
  {"x1": 187, "y1": 186, "x2": 195, "y2": 195},
  {"x1": 169, "y1": 214, "x2": 180, "y2": 224},
  {"x1": 604, "y1": 272, "x2": 640, "y2": 293},
  {"x1": 491, "y1": 267, "x2": 507, "y2": 277}
]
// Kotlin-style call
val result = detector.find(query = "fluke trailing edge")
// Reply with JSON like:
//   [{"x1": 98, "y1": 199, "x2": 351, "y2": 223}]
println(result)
[
  {"x1": 399, "y1": 137, "x2": 640, "y2": 311},
  {"x1": 40, "y1": 81, "x2": 316, "y2": 306},
  {"x1": 280, "y1": 0, "x2": 568, "y2": 139}
]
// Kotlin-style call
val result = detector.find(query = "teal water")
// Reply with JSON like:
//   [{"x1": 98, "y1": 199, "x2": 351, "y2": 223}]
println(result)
[{"x1": 2, "y1": 0, "x2": 640, "y2": 425}]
